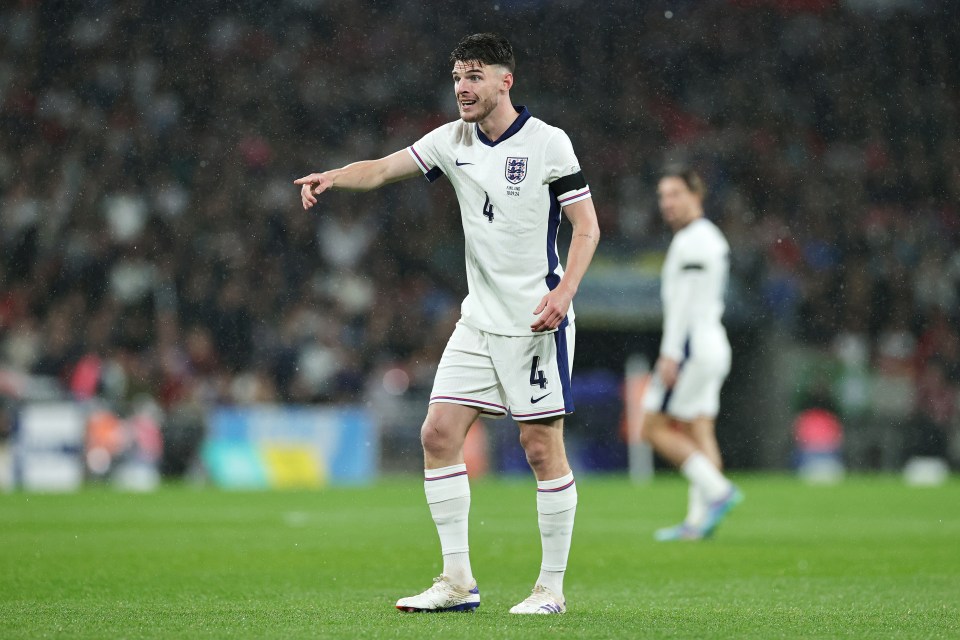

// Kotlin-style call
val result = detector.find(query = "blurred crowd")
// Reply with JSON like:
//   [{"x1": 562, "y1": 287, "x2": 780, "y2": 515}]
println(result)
[{"x1": 0, "y1": 0, "x2": 958, "y2": 456}]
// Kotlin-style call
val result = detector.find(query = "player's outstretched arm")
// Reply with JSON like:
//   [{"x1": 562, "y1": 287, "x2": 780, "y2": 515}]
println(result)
[
  {"x1": 531, "y1": 198, "x2": 601, "y2": 332},
  {"x1": 294, "y1": 150, "x2": 421, "y2": 209}
]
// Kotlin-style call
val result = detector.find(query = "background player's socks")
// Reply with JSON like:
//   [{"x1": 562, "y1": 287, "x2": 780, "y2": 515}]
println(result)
[
  {"x1": 424, "y1": 464, "x2": 473, "y2": 586},
  {"x1": 535, "y1": 472, "x2": 577, "y2": 596},
  {"x1": 685, "y1": 483, "x2": 707, "y2": 527},
  {"x1": 681, "y1": 452, "x2": 731, "y2": 502}
]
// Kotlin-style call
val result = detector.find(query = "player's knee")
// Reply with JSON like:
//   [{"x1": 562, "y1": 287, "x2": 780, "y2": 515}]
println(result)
[
  {"x1": 420, "y1": 419, "x2": 454, "y2": 458},
  {"x1": 519, "y1": 431, "x2": 551, "y2": 470},
  {"x1": 640, "y1": 424, "x2": 656, "y2": 445},
  {"x1": 525, "y1": 445, "x2": 551, "y2": 471},
  {"x1": 641, "y1": 414, "x2": 667, "y2": 444}
]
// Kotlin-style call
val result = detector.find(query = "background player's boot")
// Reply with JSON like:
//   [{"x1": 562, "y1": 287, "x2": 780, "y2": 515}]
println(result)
[
  {"x1": 700, "y1": 486, "x2": 744, "y2": 537},
  {"x1": 395, "y1": 575, "x2": 479, "y2": 612},
  {"x1": 509, "y1": 584, "x2": 566, "y2": 614},
  {"x1": 654, "y1": 522, "x2": 704, "y2": 542}
]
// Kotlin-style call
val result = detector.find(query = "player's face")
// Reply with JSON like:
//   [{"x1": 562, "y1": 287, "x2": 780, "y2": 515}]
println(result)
[
  {"x1": 657, "y1": 177, "x2": 701, "y2": 230},
  {"x1": 452, "y1": 60, "x2": 507, "y2": 123}
]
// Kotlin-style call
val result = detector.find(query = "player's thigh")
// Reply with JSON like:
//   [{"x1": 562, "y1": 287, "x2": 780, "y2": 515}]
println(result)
[
  {"x1": 642, "y1": 411, "x2": 701, "y2": 453},
  {"x1": 430, "y1": 321, "x2": 508, "y2": 418},
  {"x1": 517, "y1": 414, "x2": 565, "y2": 449},
  {"x1": 489, "y1": 322, "x2": 575, "y2": 421},
  {"x1": 421, "y1": 401, "x2": 481, "y2": 449},
  {"x1": 640, "y1": 409, "x2": 674, "y2": 442}
]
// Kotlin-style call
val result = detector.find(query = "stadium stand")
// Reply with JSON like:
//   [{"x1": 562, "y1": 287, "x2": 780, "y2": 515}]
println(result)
[{"x1": 1, "y1": 0, "x2": 957, "y2": 468}]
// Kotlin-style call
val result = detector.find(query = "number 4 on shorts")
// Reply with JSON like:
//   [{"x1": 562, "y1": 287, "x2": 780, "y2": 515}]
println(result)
[{"x1": 529, "y1": 356, "x2": 547, "y2": 389}]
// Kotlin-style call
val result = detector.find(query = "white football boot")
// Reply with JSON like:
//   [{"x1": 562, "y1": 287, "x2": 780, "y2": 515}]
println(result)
[
  {"x1": 395, "y1": 575, "x2": 480, "y2": 613},
  {"x1": 509, "y1": 584, "x2": 566, "y2": 614}
]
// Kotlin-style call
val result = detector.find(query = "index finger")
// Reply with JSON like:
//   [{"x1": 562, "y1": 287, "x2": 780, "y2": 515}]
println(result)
[{"x1": 293, "y1": 174, "x2": 317, "y2": 185}]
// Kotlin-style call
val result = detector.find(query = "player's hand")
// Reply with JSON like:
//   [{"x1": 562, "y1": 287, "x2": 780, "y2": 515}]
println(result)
[
  {"x1": 531, "y1": 286, "x2": 573, "y2": 332},
  {"x1": 294, "y1": 172, "x2": 334, "y2": 210},
  {"x1": 656, "y1": 356, "x2": 680, "y2": 389}
]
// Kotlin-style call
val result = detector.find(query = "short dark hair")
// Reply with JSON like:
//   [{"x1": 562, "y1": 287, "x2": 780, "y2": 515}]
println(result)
[
  {"x1": 449, "y1": 33, "x2": 515, "y2": 73},
  {"x1": 660, "y1": 166, "x2": 707, "y2": 199}
]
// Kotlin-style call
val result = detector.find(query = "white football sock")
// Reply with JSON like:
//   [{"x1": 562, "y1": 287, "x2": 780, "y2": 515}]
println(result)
[
  {"x1": 424, "y1": 464, "x2": 473, "y2": 586},
  {"x1": 535, "y1": 472, "x2": 577, "y2": 596},
  {"x1": 681, "y1": 452, "x2": 732, "y2": 502},
  {"x1": 441, "y1": 552, "x2": 472, "y2": 586},
  {"x1": 685, "y1": 483, "x2": 707, "y2": 527}
]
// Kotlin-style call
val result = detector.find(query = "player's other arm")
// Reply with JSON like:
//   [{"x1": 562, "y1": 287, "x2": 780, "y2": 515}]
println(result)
[
  {"x1": 294, "y1": 150, "x2": 421, "y2": 209},
  {"x1": 657, "y1": 247, "x2": 703, "y2": 387},
  {"x1": 531, "y1": 198, "x2": 600, "y2": 332}
]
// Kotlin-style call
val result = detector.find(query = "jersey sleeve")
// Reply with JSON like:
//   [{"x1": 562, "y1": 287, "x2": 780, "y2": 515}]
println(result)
[
  {"x1": 407, "y1": 126, "x2": 447, "y2": 183},
  {"x1": 545, "y1": 130, "x2": 591, "y2": 207}
]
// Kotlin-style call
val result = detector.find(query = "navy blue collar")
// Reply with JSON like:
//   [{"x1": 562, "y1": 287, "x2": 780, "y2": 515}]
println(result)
[{"x1": 476, "y1": 105, "x2": 531, "y2": 147}]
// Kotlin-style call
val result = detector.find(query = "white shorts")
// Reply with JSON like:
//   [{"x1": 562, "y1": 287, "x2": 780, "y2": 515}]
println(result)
[
  {"x1": 643, "y1": 335, "x2": 730, "y2": 422},
  {"x1": 430, "y1": 320, "x2": 575, "y2": 421}
]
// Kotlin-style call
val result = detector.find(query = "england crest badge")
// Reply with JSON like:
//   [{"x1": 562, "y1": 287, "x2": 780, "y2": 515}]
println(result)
[{"x1": 505, "y1": 157, "x2": 528, "y2": 184}]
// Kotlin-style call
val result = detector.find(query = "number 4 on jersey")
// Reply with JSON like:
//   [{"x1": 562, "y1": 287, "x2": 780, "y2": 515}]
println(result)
[
  {"x1": 482, "y1": 193, "x2": 494, "y2": 223},
  {"x1": 529, "y1": 356, "x2": 547, "y2": 389}
]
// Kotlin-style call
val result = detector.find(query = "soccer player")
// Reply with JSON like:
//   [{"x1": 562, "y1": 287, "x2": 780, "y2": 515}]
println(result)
[
  {"x1": 295, "y1": 33, "x2": 599, "y2": 614},
  {"x1": 641, "y1": 168, "x2": 742, "y2": 541}
]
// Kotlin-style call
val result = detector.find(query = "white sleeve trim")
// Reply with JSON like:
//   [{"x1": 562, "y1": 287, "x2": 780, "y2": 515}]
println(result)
[
  {"x1": 557, "y1": 187, "x2": 591, "y2": 207},
  {"x1": 407, "y1": 145, "x2": 430, "y2": 174}
]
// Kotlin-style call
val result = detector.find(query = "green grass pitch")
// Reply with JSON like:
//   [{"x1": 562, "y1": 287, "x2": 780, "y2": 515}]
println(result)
[{"x1": 2, "y1": 475, "x2": 958, "y2": 639}]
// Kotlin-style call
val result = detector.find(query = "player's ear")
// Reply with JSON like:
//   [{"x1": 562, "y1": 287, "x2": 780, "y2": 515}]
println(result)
[{"x1": 501, "y1": 70, "x2": 514, "y2": 92}]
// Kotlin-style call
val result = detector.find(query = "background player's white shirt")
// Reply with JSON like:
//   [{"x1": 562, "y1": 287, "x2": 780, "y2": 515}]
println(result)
[
  {"x1": 407, "y1": 106, "x2": 591, "y2": 336},
  {"x1": 660, "y1": 217, "x2": 730, "y2": 362}
]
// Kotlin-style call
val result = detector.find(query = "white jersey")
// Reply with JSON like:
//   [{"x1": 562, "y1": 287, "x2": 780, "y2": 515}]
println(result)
[
  {"x1": 659, "y1": 217, "x2": 730, "y2": 362},
  {"x1": 407, "y1": 106, "x2": 591, "y2": 336}
]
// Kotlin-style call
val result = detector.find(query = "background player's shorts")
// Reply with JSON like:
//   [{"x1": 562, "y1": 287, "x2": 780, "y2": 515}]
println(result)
[
  {"x1": 643, "y1": 336, "x2": 731, "y2": 422},
  {"x1": 430, "y1": 320, "x2": 575, "y2": 421}
]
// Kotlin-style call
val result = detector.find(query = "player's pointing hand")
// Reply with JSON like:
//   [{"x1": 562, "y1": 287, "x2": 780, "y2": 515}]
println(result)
[{"x1": 294, "y1": 172, "x2": 333, "y2": 210}]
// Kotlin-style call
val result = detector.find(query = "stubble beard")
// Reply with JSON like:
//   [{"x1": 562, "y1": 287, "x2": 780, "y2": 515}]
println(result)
[{"x1": 459, "y1": 94, "x2": 497, "y2": 124}]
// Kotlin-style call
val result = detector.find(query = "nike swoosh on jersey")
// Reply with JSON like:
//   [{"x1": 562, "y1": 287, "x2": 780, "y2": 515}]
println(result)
[
  {"x1": 530, "y1": 393, "x2": 552, "y2": 404},
  {"x1": 455, "y1": 160, "x2": 474, "y2": 166}
]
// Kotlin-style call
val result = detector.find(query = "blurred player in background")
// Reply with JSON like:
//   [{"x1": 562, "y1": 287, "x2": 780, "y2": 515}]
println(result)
[
  {"x1": 295, "y1": 33, "x2": 599, "y2": 614},
  {"x1": 642, "y1": 167, "x2": 742, "y2": 541}
]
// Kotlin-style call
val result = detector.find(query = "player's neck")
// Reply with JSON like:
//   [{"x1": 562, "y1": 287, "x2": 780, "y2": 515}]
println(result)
[
  {"x1": 476, "y1": 99, "x2": 519, "y2": 143},
  {"x1": 673, "y1": 211, "x2": 703, "y2": 232}
]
